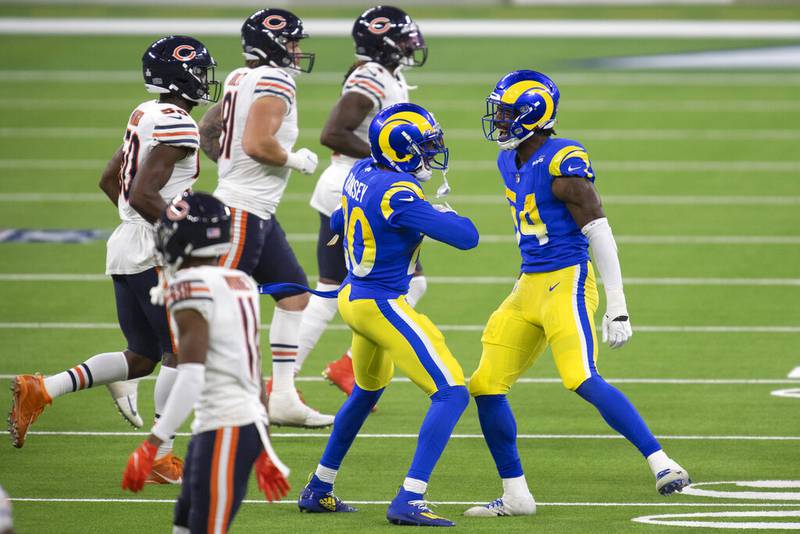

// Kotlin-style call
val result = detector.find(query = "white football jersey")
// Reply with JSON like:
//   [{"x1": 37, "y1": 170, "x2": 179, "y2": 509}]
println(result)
[
  {"x1": 214, "y1": 66, "x2": 299, "y2": 220},
  {"x1": 310, "y1": 62, "x2": 411, "y2": 216},
  {"x1": 105, "y1": 100, "x2": 199, "y2": 275},
  {"x1": 167, "y1": 265, "x2": 267, "y2": 434}
]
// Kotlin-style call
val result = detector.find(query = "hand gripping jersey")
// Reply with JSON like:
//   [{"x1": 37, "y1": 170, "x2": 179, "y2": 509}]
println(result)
[
  {"x1": 499, "y1": 137, "x2": 596, "y2": 273},
  {"x1": 105, "y1": 100, "x2": 199, "y2": 275},
  {"x1": 332, "y1": 159, "x2": 478, "y2": 300},
  {"x1": 310, "y1": 62, "x2": 411, "y2": 217},
  {"x1": 214, "y1": 66, "x2": 299, "y2": 220},
  {"x1": 166, "y1": 265, "x2": 267, "y2": 434}
]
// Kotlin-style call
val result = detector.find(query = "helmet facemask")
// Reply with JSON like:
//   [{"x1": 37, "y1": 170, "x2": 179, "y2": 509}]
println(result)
[
  {"x1": 402, "y1": 127, "x2": 448, "y2": 182},
  {"x1": 184, "y1": 63, "x2": 220, "y2": 104},
  {"x1": 392, "y1": 24, "x2": 427, "y2": 68}
]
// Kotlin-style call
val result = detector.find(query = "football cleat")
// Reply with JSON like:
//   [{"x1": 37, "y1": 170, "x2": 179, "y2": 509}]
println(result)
[
  {"x1": 323, "y1": 354, "x2": 355, "y2": 396},
  {"x1": 387, "y1": 489, "x2": 455, "y2": 527},
  {"x1": 8, "y1": 374, "x2": 52, "y2": 448},
  {"x1": 107, "y1": 379, "x2": 143, "y2": 429},
  {"x1": 146, "y1": 453, "x2": 184, "y2": 485},
  {"x1": 463, "y1": 495, "x2": 537, "y2": 517},
  {"x1": 656, "y1": 467, "x2": 692, "y2": 496},
  {"x1": 264, "y1": 377, "x2": 307, "y2": 404},
  {"x1": 298, "y1": 483, "x2": 357, "y2": 513},
  {"x1": 268, "y1": 389, "x2": 334, "y2": 428}
]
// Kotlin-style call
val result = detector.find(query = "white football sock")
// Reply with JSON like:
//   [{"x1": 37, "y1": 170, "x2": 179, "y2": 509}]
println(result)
[
  {"x1": 406, "y1": 275, "x2": 427, "y2": 308},
  {"x1": 44, "y1": 352, "x2": 128, "y2": 399},
  {"x1": 502, "y1": 474, "x2": 531, "y2": 498},
  {"x1": 402, "y1": 477, "x2": 428, "y2": 495},
  {"x1": 154, "y1": 365, "x2": 178, "y2": 459},
  {"x1": 271, "y1": 308, "x2": 303, "y2": 393},
  {"x1": 647, "y1": 449, "x2": 680, "y2": 477},
  {"x1": 344, "y1": 348, "x2": 352, "y2": 360},
  {"x1": 295, "y1": 284, "x2": 340, "y2": 373},
  {"x1": 315, "y1": 464, "x2": 338, "y2": 485}
]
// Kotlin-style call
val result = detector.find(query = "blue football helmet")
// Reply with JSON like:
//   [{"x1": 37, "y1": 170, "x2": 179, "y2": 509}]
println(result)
[
  {"x1": 482, "y1": 70, "x2": 560, "y2": 150},
  {"x1": 143, "y1": 35, "x2": 220, "y2": 103},
  {"x1": 156, "y1": 191, "x2": 231, "y2": 270},
  {"x1": 242, "y1": 8, "x2": 314, "y2": 73},
  {"x1": 368, "y1": 103, "x2": 448, "y2": 182}
]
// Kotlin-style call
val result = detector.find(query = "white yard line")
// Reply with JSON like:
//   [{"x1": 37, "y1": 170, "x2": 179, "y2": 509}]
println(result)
[
  {"x1": 2, "y1": 192, "x2": 799, "y2": 207},
  {"x1": 0, "y1": 322, "x2": 797, "y2": 333},
  {"x1": 2, "y1": 18, "x2": 800, "y2": 38},
  {"x1": 3, "y1": 158, "x2": 799, "y2": 173},
  {"x1": 3, "y1": 70, "x2": 800, "y2": 87},
  {"x1": 23, "y1": 431, "x2": 800, "y2": 441},
  {"x1": 10, "y1": 497, "x2": 800, "y2": 507},
  {"x1": 0, "y1": 273, "x2": 797, "y2": 287},
  {"x1": 1, "y1": 374, "x2": 795, "y2": 385}
]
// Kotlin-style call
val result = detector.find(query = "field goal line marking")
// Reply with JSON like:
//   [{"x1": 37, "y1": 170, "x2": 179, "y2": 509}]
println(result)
[
  {"x1": 2, "y1": 375, "x2": 796, "y2": 386},
  {"x1": 9, "y1": 497, "x2": 800, "y2": 507},
  {"x1": 23, "y1": 431, "x2": 800, "y2": 441},
  {"x1": 1, "y1": 273, "x2": 797, "y2": 287}
]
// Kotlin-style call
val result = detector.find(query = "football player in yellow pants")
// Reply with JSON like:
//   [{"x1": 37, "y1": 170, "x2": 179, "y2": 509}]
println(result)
[{"x1": 464, "y1": 70, "x2": 691, "y2": 518}]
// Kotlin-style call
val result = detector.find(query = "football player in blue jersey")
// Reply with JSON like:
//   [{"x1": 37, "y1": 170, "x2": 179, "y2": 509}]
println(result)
[
  {"x1": 297, "y1": 103, "x2": 479, "y2": 527},
  {"x1": 463, "y1": 70, "x2": 691, "y2": 518}
]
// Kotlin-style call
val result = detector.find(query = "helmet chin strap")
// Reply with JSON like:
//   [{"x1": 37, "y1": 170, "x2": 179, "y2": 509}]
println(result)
[{"x1": 498, "y1": 127, "x2": 537, "y2": 151}]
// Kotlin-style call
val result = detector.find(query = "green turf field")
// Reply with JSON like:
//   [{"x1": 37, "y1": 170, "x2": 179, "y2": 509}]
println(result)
[{"x1": 0, "y1": 4, "x2": 799, "y2": 533}]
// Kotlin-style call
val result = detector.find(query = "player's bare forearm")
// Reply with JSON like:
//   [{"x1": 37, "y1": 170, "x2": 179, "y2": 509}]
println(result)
[
  {"x1": 199, "y1": 102, "x2": 223, "y2": 162},
  {"x1": 551, "y1": 177, "x2": 605, "y2": 228},
  {"x1": 320, "y1": 93, "x2": 373, "y2": 158},
  {"x1": 242, "y1": 97, "x2": 289, "y2": 166},
  {"x1": 99, "y1": 145, "x2": 124, "y2": 206},
  {"x1": 130, "y1": 144, "x2": 188, "y2": 223}
]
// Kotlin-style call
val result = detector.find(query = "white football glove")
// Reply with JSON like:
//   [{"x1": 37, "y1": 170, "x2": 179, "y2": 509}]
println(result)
[
  {"x1": 285, "y1": 148, "x2": 318, "y2": 175},
  {"x1": 601, "y1": 288, "x2": 633, "y2": 349},
  {"x1": 432, "y1": 202, "x2": 456, "y2": 214}
]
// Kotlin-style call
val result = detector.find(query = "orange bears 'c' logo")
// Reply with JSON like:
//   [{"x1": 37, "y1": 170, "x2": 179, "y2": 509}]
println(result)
[
  {"x1": 172, "y1": 45, "x2": 196, "y2": 62},
  {"x1": 368, "y1": 17, "x2": 392, "y2": 35},
  {"x1": 263, "y1": 14, "x2": 287, "y2": 30},
  {"x1": 166, "y1": 200, "x2": 190, "y2": 221}
]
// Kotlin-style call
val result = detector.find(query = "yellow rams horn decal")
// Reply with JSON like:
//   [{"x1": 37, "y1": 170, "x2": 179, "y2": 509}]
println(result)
[{"x1": 378, "y1": 111, "x2": 435, "y2": 163}]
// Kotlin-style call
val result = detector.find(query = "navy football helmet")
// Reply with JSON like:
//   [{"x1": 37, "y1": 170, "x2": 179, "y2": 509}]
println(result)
[
  {"x1": 156, "y1": 191, "x2": 231, "y2": 270},
  {"x1": 241, "y1": 8, "x2": 314, "y2": 73},
  {"x1": 143, "y1": 35, "x2": 220, "y2": 104},
  {"x1": 353, "y1": 6, "x2": 427, "y2": 68},
  {"x1": 482, "y1": 70, "x2": 560, "y2": 150}
]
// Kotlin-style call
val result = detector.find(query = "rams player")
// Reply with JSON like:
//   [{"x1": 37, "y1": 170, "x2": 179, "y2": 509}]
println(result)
[
  {"x1": 8, "y1": 36, "x2": 218, "y2": 485},
  {"x1": 121, "y1": 192, "x2": 290, "y2": 532},
  {"x1": 464, "y1": 70, "x2": 691, "y2": 517},
  {"x1": 299, "y1": 5, "x2": 430, "y2": 399},
  {"x1": 298, "y1": 103, "x2": 479, "y2": 527},
  {"x1": 198, "y1": 9, "x2": 333, "y2": 428}
]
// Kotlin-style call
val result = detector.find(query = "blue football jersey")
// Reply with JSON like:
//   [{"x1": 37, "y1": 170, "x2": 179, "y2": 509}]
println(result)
[
  {"x1": 499, "y1": 137, "x2": 596, "y2": 273},
  {"x1": 336, "y1": 158, "x2": 428, "y2": 300}
]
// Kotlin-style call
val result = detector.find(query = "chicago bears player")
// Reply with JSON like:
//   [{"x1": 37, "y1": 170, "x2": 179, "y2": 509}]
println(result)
[
  {"x1": 198, "y1": 8, "x2": 332, "y2": 429},
  {"x1": 8, "y1": 36, "x2": 218, "y2": 485},
  {"x1": 299, "y1": 5, "x2": 430, "y2": 401},
  {"x1": 463, "y1": 70, "x2": 691, "y2": 518},
  {"x1": 297, "y1": 104, "x2": 479, "y2": 527},
  {"x1": 121, "y1": 192, "x2": 290, "y2": 533}
]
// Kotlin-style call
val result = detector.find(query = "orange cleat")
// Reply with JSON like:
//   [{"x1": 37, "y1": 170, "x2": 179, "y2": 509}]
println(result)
[
  {"x1": 323, "y1": 354, "x2": 355, "y2": 396},
  {"x1": 146, "y1": 453, "x2": 184, "y2": 485},
  {"x1": 8, "y1": 374, "x2": 52, "y2": 448}
]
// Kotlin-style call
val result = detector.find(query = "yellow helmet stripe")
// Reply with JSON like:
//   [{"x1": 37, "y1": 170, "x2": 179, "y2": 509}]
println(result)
[{"x1": 500, "y1": 80, "x2": 549, "y2": 104}]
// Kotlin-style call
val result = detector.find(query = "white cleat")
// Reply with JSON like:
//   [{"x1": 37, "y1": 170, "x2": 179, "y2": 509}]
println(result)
[
  {"x1": 464, "y1": 494, "x2": 537, "y2": 517},
  {"x1": 656, "y1": 467, "x2": 692, "y2": 496},
  {"x1": 107, "y1": 378, "x2": 143, "y2": 428},
  {"x1": 268, "y1": 389, "x2": 335, "y2": 428}
]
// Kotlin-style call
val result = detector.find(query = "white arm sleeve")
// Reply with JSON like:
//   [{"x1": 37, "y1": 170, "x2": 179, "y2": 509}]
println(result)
[
  {"x1": 582, "y1": 217, "x2": 628, "y2": 316},
  {"x1": 151, "y1": 363, "x2": 205, "y2": 442}
]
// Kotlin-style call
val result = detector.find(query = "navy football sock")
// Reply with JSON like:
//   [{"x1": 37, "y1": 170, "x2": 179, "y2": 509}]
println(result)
[
  {"x1": 575, "y1": 375, "x2": 661, "y2": 457},
  {"x1": 406, "y1": 385, "x2": 469, "y2": 482},
  {"x1": 475, "y1": 394, "x2": 524, "y2": 479},
  {"x1": 317, "y1": 385, "x2": 383, "y2": 477}
]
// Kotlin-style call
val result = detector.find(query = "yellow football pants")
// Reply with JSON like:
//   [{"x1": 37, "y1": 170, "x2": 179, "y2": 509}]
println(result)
[
  {"x1": 469, "y1": 261, "x2": 600, "y2": 394},
  {"x1": 338, "y1": 284, "x2": 465, "y2": 396}
]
